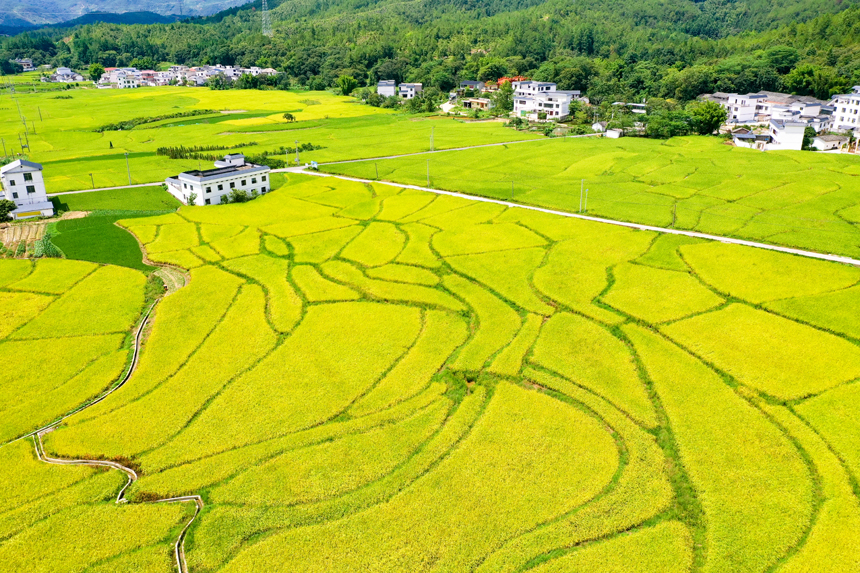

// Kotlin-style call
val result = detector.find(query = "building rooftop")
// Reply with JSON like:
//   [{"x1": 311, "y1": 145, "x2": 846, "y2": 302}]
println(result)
[
  {"x1": 1, "y1": 159, "x2": 42, "y2": 174},
  {"x1": 815, "y1": 134, "x2": 848, "y2": 142},
  {"x1": 178, "y1": 162, "x2": 266, "y2": 180},
  {"x1": 378, "y1": 80, "x2": 396, "y2": 86}
]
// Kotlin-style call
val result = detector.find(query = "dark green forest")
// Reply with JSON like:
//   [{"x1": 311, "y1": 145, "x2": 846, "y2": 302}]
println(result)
[{"x1": 2, "y1": 0, "x2": 859, "y2": 102}]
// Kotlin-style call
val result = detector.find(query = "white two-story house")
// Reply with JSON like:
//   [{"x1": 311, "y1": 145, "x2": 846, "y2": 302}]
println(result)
[
  {"x1": 165, "y1": 154, "x2": 271, "y2": 206},
  {"x1": 830, "y1": 86, "x2": 860, "y2": 133},
  {"x1": 399, "y1": 83, "x2": 423, "y2": 99},
  {"x1": 0, "y1": 160, "x2": 55, "y2": 219}
]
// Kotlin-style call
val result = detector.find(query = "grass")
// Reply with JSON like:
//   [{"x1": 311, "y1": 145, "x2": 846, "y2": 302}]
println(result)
[
  {"x1": 321, "y1": 135, "x2": 860, "y2": 258},
  {"x1": 6, "y1": 171, "x2": 860, "y2": 572},
  {"x1": 51, "y1": 186, "x2": 181, "y2": 212}
]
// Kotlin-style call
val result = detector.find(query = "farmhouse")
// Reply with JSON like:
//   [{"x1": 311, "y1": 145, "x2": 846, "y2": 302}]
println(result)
[
  {"x1": 399, "y1": 83, "x2": 423, "y2": 99},
  {"x1": 512, "y1": 81, "x2": 579, "y2": 121},
  {"x1": 11, "y1": 58, "x2": 34, "y2": 72},
  {"x1": 769, "y1": 120, "x2": 806, "y2": 151},
  {"x1": 829, "y1": 86, "x2": 860, "y2": 132},
  {"x1": 0, "y1": 160, "x2": 55, "y2": 220},
  {"x1": 460, "y1": 80, "x2": 485, "y2": 91},
  {"x1": 462, "y1": 97, "x2": 494, "y2": 110},
  {"x1": 165, "y1": 154, "x2": 271, "y2": 206},
  {"x1": 812, "y1": 134, "x2": 849, "y2": 151},
  {"x1": 377, "y1": 80, "x2": 397, "y2": 97}
]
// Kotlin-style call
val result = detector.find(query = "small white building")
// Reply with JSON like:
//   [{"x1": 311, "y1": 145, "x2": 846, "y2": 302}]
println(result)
[
  {"x1": 592, "y1": 121, "x2": 607, "y2": 133},
  {"x1": 399, "y1": 83, "x2": 423, "y2": 99},
  {"x1": 165, "y1": 154, "x2": 271, "y2": 206},
  {"x1": 377, "y1": 80, "x2": 397, "y2": 97},
  {"x1": 12, "y1": 58, "x2": 34, "y2": 72},
  {"x1": 0, "y1": 160, "x2": 55, "y2": 220},
  {"x1": 811, "y1": 134, "x2": 849, "y2": 151},
  {"x1": 769, "y1": 120, "x2": 806, "y2": 151},
  {"x1": 605, "y1": 128, "x2": 623, "y2": 139},
  {"x1": 460, "y1": 80, "x2": 485, "y2": 92}
]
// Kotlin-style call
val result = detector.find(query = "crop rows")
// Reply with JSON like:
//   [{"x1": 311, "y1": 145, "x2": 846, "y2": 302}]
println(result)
[{"x1": 4, "y1": 171, "x2": 860, "y2": 573}]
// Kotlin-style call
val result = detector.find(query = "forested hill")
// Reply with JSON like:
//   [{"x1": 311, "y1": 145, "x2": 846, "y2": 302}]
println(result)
[{"x1": 2, "y1": 0, "x2": 859, "y2": 103}]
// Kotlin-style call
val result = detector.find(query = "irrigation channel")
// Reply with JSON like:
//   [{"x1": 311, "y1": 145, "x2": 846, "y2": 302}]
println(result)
[{"x1": 13, "y1": 266, "x2": 200, "y2": 573}]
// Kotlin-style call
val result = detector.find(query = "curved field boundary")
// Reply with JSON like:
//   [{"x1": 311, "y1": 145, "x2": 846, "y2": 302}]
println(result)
[
  {"x1": 290, "y1": 169, "x2": 860, "y2": 268},
  {"x1": 19, "y1": 271, "x2": 202, "y2": 573}
]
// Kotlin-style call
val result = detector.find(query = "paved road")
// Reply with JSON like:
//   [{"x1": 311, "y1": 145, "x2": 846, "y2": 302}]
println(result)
[{"x1": 296, "y1": 169, "x2": 860, "y2": 268}]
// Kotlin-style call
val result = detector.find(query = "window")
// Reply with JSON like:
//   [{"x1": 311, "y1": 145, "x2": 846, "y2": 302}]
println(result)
[
  {"x1": 8, "y1": 179, "x2": 14, "y2": 186},
  {"x1": 26, "y1": 186, "x2": 35, "y2": 194},
  {"x1": 23, "y1": 173, "x2": 32, "y2": 182},
  {"x1": 205, "y1": 199, "x2": 211, "y2": 205},
  {"x1": 241, "y1": 179, "x2": 247, "y2": 186},
  {"x1": 230, "y1": 182, "x2": 236, "y2": 189},
  {"x1": 12, "y1": 192, "x2": 17, "y2": 199},
  {"x1": 218, "y1": 184, "x2": 224, "y2": 191},
  {"x1": 261, "y1": 175, "x2": 267, "y2": 182},
  {"x1": 261, "y1": 187, "x2": 267, "y2": 193},
  {"x1": 252, "y1": 178, "x2": 257, "y2": 184},
  {"x1": 206, "y1": 186, "x2": 211, "y2": 193}
]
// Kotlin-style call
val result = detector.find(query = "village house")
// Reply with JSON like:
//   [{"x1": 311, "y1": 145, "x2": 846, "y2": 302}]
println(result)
[
  {"x1": 768, "y1": 120, "x2": 806, "y2": 151},
  {"x1": 399, "y1": 83, "x2": 423, "y2": 99},
  {"x1": 46, "y1": 67, "x2": 85, "y2": 83},
  {"x1": 377, "y1": 80, "x2": 397, "y2": 97},
  {"x1": 812, "y1": 134, "x2": 849, "y2": 151},
  {"x1": 459, "y1": 80, "x2": 485, "y2": 92},
  {"x1": 830, "y1": 86, "x2": 860, "y2": 133},
  {"x1": 512, "y1": 81, "x2": 580, "y2": 121},
  {"x1": 165, "y1": 154, "x2": 271, "y2": 206},
  {"x1": 11, "y1": 58, "x2": 34, "y2": 72},
  {"x1": 462, "y1": 97, "x2": 494, "y2": 111},
  {"x1": 0, "y1": 160, "x2": 55, "y2": 220}
]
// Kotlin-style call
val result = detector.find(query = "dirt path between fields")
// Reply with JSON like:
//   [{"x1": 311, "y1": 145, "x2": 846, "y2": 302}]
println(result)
[{"x1": 25, "y1": 275, "x2": 202, "y2": 573}]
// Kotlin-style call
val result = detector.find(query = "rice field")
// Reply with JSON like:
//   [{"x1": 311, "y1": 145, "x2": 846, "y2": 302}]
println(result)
[
  {"x1": 3, "y1": 171, "x2": 860, "y2": 572},
  {"x1": 322, "y1": 135, "x2": 860, "y2": 258},
  {"x1": 0, "y1": 86, "x2": 538, "y2": 192}
]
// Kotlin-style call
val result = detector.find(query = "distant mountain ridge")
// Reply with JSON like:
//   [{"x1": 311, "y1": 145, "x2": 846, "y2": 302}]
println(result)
[{"x1": 0, "y1": 0, "x2": 250, "y2": 27}]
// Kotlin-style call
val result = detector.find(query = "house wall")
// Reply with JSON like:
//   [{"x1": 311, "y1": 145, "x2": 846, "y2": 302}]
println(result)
[
  {"x1": 1, "y1": 168, "x2": 48, "y2": 207},
  {"x1": 173, "y1": 170, "x2": 271, "y2": 206}
]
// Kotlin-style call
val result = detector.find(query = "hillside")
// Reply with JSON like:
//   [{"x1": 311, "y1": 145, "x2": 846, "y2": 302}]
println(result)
[{"x1": 0, "y1": 0, "x2": 246, "y2": 26}]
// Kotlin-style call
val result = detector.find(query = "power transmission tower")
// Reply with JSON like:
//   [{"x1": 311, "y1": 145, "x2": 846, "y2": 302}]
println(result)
[{"x1": 261, "y1": 0, "x2": 273, "y2": 37}]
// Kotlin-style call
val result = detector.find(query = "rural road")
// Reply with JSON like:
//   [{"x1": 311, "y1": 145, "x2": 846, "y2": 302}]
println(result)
[
  {"x1": 47, "y1": 139, "x2": 860, "y2": 268},
  {"x1": 280, "y1": 167, "x2": 860, "y2": 268}
]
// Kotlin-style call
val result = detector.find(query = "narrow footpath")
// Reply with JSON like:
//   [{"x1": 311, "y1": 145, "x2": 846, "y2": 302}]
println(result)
[{"x1": 19, "y1": 270, "x2": 202, "y2": 573}]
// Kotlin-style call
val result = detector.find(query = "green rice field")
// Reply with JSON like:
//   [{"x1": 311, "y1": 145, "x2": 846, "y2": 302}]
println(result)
[
  {"x1": 0, "y1": 85, "x2": 537, "y2": 192},
  {"x1": 1, "y1": 171, "x2": 858, "y2": 572},
  {"x1": 322, "y1": 136, "x2": 860, "y2": 258}
]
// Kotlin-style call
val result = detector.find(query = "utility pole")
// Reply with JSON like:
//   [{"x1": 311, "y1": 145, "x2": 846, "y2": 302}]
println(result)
[
  {"x1": 375, "y1": 163, "x2": 379, "y2": 180},
  {"x1": 125, "y1": 152, "x2": 131, "y2": 184},
  {"x1": 584, "y1": 188, "x2": 589, "y2": 213},
  {"x1": 672, "y1": 204, "x2": 677, "y2": 228},
  {"x1": 31, "y1": 121, "x2": 36, "y2": 135},
  {"x1": 17, "y1": 133, "x2": 23, "y2": 152},
  {"x1": 579, "y1": 179, "x2": 584, "y2": 212},
  {"x1": 38, "y1": 107, "x2": 42, "y2": 121},
  {"x1": 430, "y1": 126, "x2": 434, "y2": 152},
  {"x1": 89, "y1": 173, "x2": 94, "y2": 189},
  {"x1": 23, "y1": 129, "x2": 29, "y2": 150},
  {"x1": 1, "y1": 138, "x2": 5, "y2": 158},
  {"x1": 295, "y1": 140, "x2": 299, "y2": 165}
]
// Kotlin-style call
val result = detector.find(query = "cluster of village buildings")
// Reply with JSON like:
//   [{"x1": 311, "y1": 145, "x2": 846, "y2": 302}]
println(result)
[
  {"x1": 703, "y1": 87, "x2": 860, "y2": 151},
  {"x1": 94, "y1": 65, "x2": 279, "y2": 88},
  {"x1": 377, "y1": 77, "x2": 587, "y2": 122}
]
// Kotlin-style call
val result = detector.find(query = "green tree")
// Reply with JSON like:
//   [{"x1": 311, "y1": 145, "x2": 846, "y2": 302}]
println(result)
[
  {"x1": 187, "y1": 193, "x2": 197, "y2": 206},
  {"x1": 0, "y1": 199, "x2": 16, "y2": 222},
  {"x1": 87, "y1": 63, "x2": 105, "y2": 82},
  {"x1": 478, "y1": 60, "x2": 507, "y2": 82},
  {"x1": 337, "y1": 75, "x2": 359, "y2": 96},
  {"x1": 689, "y1": 100, "x2": 727, "y2": 135},
  {"x1": 283, "y1": 112, "x2": 296, "y2": 122},
  {"x1": 492, "y1": 81, "x2": 514, "y2": 113},
  {"x1": 802, "y1": 126, "x2": 817, "y2": 150},
  {"x1": 129, "y1": 57, "x2": 157, "y2": 71}
]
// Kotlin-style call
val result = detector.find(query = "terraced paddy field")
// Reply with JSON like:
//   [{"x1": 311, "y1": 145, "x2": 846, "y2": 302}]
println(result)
[
  {"x1": 2, "y1": 173, "x2": 859, "y2": 572},
  {"x1": 0, "y1": 85, "x2": 538, "y2": 192},
  {"x1": 322, "y1": 136, "x2": 860, "y2": 258}
]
